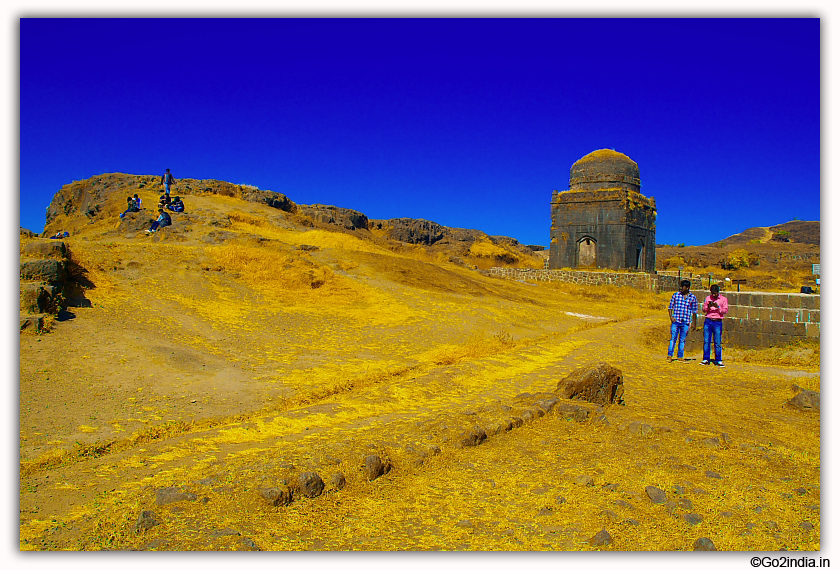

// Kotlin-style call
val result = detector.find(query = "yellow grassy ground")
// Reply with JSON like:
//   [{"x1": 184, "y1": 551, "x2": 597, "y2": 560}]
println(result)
[{"x1": 19, "y1": 189, "x2": 820, "y2": 551}]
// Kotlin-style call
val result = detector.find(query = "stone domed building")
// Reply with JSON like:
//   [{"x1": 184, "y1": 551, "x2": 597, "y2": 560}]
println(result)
[{"x1": 549, "y1": 149, "x2": 657, "y2": 272}]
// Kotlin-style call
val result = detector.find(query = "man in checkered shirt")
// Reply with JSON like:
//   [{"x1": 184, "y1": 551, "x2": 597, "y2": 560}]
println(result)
[{"x1": 667, "y1": 280, "x2": 698, "y2": 362}]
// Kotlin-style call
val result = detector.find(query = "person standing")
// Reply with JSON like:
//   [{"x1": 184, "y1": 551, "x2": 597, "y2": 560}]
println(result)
[
  {"x1": 701, "y1": 284, "x2": 729, "y2": 367},
  {"x1": 161, "y1": 168, "x2": 176, "y2": 196},
  {"x1": 667, "y1": 279, "x2": 698, "y2": 362}
]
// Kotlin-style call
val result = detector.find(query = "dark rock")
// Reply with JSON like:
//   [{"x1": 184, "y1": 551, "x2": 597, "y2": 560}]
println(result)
[
  {"x1": 673, "y1": 485, "x2": 686, "y2": 495},
  {"x1": 20, "y1": 259, "x2": 66, "y2": 283},
  {"x1": 692, "y1": 488, "x2": 709, "y2": 495},
  {"x1": 259, "y1": 486, "x2": 293, "y2": 506},
  {"x1": 19, "y1": 315, "x2": 45, "y2": 332},
  {"x1": 363, "y1": 454, "x2": 386, "y2": 481},
  {"x1": 573, "y1": 474, "x2": 595, "y2": 487},
  {"x1": 794, "y1": 487, "x2": 807, "y2": 496},
  {"x1": 555, "y1": 362, "x2": 625, "y2": 406},
  {"x1": 600, "y1": 509, "x2": 620, "y2": 521},
  {"x1": 645, "y1": 486, "x2": 667, "y2": 504},
  {"x1": 700, "y1": 437, "x2": 721, "y2": 448},
  {"x1": 705, "y1": 471, "x2": 722, "y2": 479},
  {"x1": 602, "y1": 483, "x2": 620, "y2": 492},
  {"x1": 377, "y1": 218, "x2": 447, "y2": 245},
  {"x1": 537, "y1": 507, "x2": 553, "y2": 516},
  {"x1": 664, "y1": 501, "x2": 678, "y2": 515},
  {"x1": 678, "y1": 498, "x2": 694, "y2": 510},
  {"x1": 614, "y1": 499, "x2": 634, "y2": 510},
  {"x1": 460, "y1": 425, "x2": 487, "y2": 447},
  {"x1": 133, "y1": 510, "x2": 161, "y2": 533},
  {"x1": 693, "y1": 537, "x2": 717, "y2": 551},
  {"x1": 720, "y1": 511, "x2": 734, "y2": 518},
  {"x1": 554, "y1": 403, "x2": 591, "y2": 422},
  {"x1": 765, "y1": 521, "x2": 780, "y2": 531},
  {"x1": 555, "y1": 496, "x2": 567, "y2": 505},
  {"x1": 800, "y1": 521, "x2": 814, "y2": 531},
  {"x1": 721, "y1": 432, "x2": 732, "y2": 444},
  {"x1": 20, "y1": 283, "x2": 62, "y2": 314},
  {"x1": 297, "y1": 472, "x2": 325, "y2": 498},
  {"x1": 239, "y1": 537, "x2": 261, "y2": 551},
  {"x1": 155, "y1": 487, "x2": 197, "y2": 506},
  {"x1": 300, "y1": 204, "x2": 369, "y2": 231},
  {"x1": 683, "y1": 513, "x2": 703, "y2": 525},
  {"x1": 787, "y1": 389, "x2": 820, "y2": 412},
  {"x1": 628, "y1": 421, "x2": 653, "y2": 435},
  {"x1": 23, "y1": 240, "x2": 67, "y2": 258},
  {"x1": 330, "y1": 472, "x2": 346, "y2": 490},
  {"x1": 624, "y1": 518, "x2": 640, "y2": 526},
  {"x1": 587, "y1": 529, "x2": 613, "y2": 547}
]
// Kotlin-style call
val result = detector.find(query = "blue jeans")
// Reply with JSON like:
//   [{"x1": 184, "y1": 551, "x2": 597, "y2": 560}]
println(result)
[
  {"x1": 703, "y1": 319, "x2": 723, "y2": 362},
  {"x1": 668, "y1": 322, "x2": 690, "y2": 358}
]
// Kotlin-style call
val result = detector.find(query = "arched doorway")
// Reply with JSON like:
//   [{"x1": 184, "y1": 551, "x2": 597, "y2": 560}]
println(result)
[
  {"x1": 635, "y1": 239, "x2": 645, "y2": 269},
  {"x1": 578, "y1": 236, "x2": 596, "y2": 267}
]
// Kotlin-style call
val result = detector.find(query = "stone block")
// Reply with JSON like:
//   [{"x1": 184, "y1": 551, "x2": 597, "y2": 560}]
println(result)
[
  {"x1": 808, "y1": 310, "x2": 820, "y2": 323},
  {"x1": 23, "y1": 240, "x2": 67, "y2": 258},
  {"x1": 20, "y1": 259, "x2": 66, "y2": 283},
  {"x1": 801, "y1": 295, "x2": 819, "y2": 310},
  {"x1": 748, "y1": 293, "x2": 765, "y2": 308},
  {"x1": 790, "y1": 322, "x2": 807, "y2": 338},
  {"x1": 757, "y1": 307, "x2": 772, "y2": 321},
  {"x1": 805, "y1": 322, "x2": 820, "y2": 338}
]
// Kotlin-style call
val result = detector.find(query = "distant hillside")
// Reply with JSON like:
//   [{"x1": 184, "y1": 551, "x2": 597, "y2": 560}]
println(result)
[{"x1": 714, "y1": 221, "x2": 820, "y2": 246}]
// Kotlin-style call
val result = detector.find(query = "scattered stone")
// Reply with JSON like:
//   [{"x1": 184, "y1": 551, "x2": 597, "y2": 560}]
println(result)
[
  {"x1": 673, "y1": 485, "x2": 686, "y2": 495},
  {"x1": 664, "y1": 501, "x2": 677, "y2": 515},
  {"x1": 509, "y1": 416, "x2": 524, "y2": 428},
  {"x1": 555, "y1": 362, "x2": 625, "y2": 406},
  {"x1": 460, "y1": 425, "x2": 487, "y2": 447},
  {"x1": 330, "y1": 472, "x2": 346, "y2": 490},
  {"x1": 721, "y1": 433, "x2": 732, "y2": 444},
  {"x1": 787, "y1": 389, "x2": 820, "y2": 412},
  {"x1": 624, "y1": 518, "x2": 640, "y2": 526},
  {"x1": 683, "y1": 513, "x2": 703, "y2": 525},
  {"x1": 363, "y1": 455, "x2": 386, "y2": 481},
  {"x1": 765, "y1": 521, "x2": 780, "y2": 531},
  {"x1": 705, "y1": 471, "x2": 722, "y2": 479},
  {"x1": 628, "y1": 421, "x2": 653, "y2": 436},
  {"x1": 259, "y1": 486, "x2": 293, "y2": 507},
  {"x1": 720, "y1": 511, "x2": 734, "y2": 518},
  {"x1": 746, "y1": 523, "x2": 757, "y2": 529},
  {"x1": 692, "y1": 488, "x2": 709, "y2": 495},
  {"x1": 678, "y1": 498, "x2": 694, "y2": 510},
  {"x1": 587, "y1": 529, "x2": 613, "y2": 547},
  {"x1": 645, "y1": 486, "x2": 667, "y2": 504},
  {"x1": 700, "y1": 437, "x2": 721, "y2": 449},
  {"x1": 297, "y1": 472, "x2": 325, "y2": 498},
  {"x1": 602, "y1": 483, "x2": 620, "y2": 492},
  {"x1": 614, "y1": 499, "x2": 634, "y2": 510},
  {"x1": 673, "y1": 464, "x2": 697, "y2": 472},
  {"x1": 805, "y1": 505, "x2": 819, "y2": 511},
  {"x1": 753, "y1": 506, "x2": 764, "y2": 514},
  {"x1": 210, "y1": 529, "x2": 241, "y2": 537},
  {"x1": 537, "y1": 507, "x2": 553, "y2": 517},
  {"x1": 132, "y1": 510, "x2": 161, "y2": 533},
  {"x1": 800, "y1": 522, "x2": 814, "y2": 531},
  {"x1": 600, "y1": 509, "x2": 620, "y2": 522},
  {"x1": 155, "y1": 487, "x2": 197, "y2": 506},
  {"x1": 693, "y1": 537, "x2": 717, "y2": 551},
  {"x1": 554, "y1": 402, "x2": 592, "y2": 422},
  {"x1": 239, "y1": 537, "x2": 260, "y2": 551},
  {"x1": 555, "y1": 496, "x2": 567, "y2": 505},
  {"x1": 573, "y1": 474, "x2": 595, "y2": 487},
  {"x1": 794, "y1": 487, "x2": 807, "y2": 496}
]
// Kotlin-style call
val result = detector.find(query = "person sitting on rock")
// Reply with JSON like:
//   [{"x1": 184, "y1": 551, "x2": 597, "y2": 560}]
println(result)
[
  {"x1": 133, "y1": 193, "x2": 143, "y2": 209},
  {"x1": 158, "y1": 193, "x2": 172, "y2": 208},
  {"x1": 146, "y1": 208, "x2": 172, "y2": 233},
  {"x1": 167, "y1": 196, "x2": 185, "y2": 213},
  {"x1": 120, "y1": 196, "x2": 140, "y2": 218},
  {"x1": 50, "y1": 231, "x2": 69, "y2": 239}
]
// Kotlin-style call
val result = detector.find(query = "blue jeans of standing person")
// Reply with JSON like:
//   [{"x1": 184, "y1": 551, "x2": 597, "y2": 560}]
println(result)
[
  {"x1": 668, "y1": 322, "x2": 690, "y2": 358},
  {"x1": 164, "y1": 183, "x2": 171, "y2": 196},
  {"x1": 703, "y1": 318, "x2": 723, "y2": 363}
]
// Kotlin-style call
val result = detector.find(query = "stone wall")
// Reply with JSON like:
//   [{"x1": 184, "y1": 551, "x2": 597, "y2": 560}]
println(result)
[
  {"x1": 485, "y1": 268, "x2": 820, "y2": 347},
  {"x1": 688, "y1": 291, "x2": 820, "y2": 350},
  {"x1": 485, "y1": 267, "x2": 703, "y2": 293}
]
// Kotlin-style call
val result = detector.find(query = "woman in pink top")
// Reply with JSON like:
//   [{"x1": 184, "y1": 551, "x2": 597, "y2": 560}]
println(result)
[{"x1": 701, "y1": 284, "x2": 729, "y2": 366}]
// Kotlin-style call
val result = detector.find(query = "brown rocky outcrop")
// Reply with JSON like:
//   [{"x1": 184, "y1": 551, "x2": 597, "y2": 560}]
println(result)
[
  {"x1": 787, "y1": 388, "x2": 820, "y2": 412},
  {"x1": 555, "y1": 362, "x2": 625, "y2": 406},
  {"x1": 299, "y1": 204, "x2": 369, "y2": 230}
]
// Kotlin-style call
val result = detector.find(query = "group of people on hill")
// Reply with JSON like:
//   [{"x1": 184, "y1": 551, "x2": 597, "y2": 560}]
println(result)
[
  {"x1": 667, "y1": 281, "x2": 729, "y2": 367},
  {"x1": 117, "y1": 168, "x2": 185, "y2": 234}
]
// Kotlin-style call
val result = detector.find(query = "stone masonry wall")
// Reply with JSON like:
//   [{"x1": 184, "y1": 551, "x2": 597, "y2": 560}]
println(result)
[{"x1": 485, "y1": 268, "x2": 820, "y2": 348}]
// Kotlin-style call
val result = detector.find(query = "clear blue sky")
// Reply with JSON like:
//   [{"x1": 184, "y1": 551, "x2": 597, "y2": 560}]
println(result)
[{"x1": 20, "y1": 17, "x2": 820, "y2": 246}]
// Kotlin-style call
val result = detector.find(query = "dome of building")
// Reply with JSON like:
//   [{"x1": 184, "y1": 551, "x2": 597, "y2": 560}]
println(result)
[{"x1": 569, "y1": 149, "x2": 640, "y2": 192}]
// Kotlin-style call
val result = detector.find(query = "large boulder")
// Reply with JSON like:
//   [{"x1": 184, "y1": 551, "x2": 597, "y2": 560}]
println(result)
[
  {"x1": 787, "y1": 389, "x2": 820, "y2": 412},
  {"x1": 555, "y1": 362, "x2": 625, "y2": 406},
  {"x1": 299, "y1": 204, "x2": 369, "y2": 230},
  {"x1": 20, "y1": 259, "x2": 66, "y2": 283},
  {"x1": 376, "y1": 218, "x2": 447, "y2": 245},
  {"x1": 23, "y1": 240, "x2": 67, "y2": 258}
]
